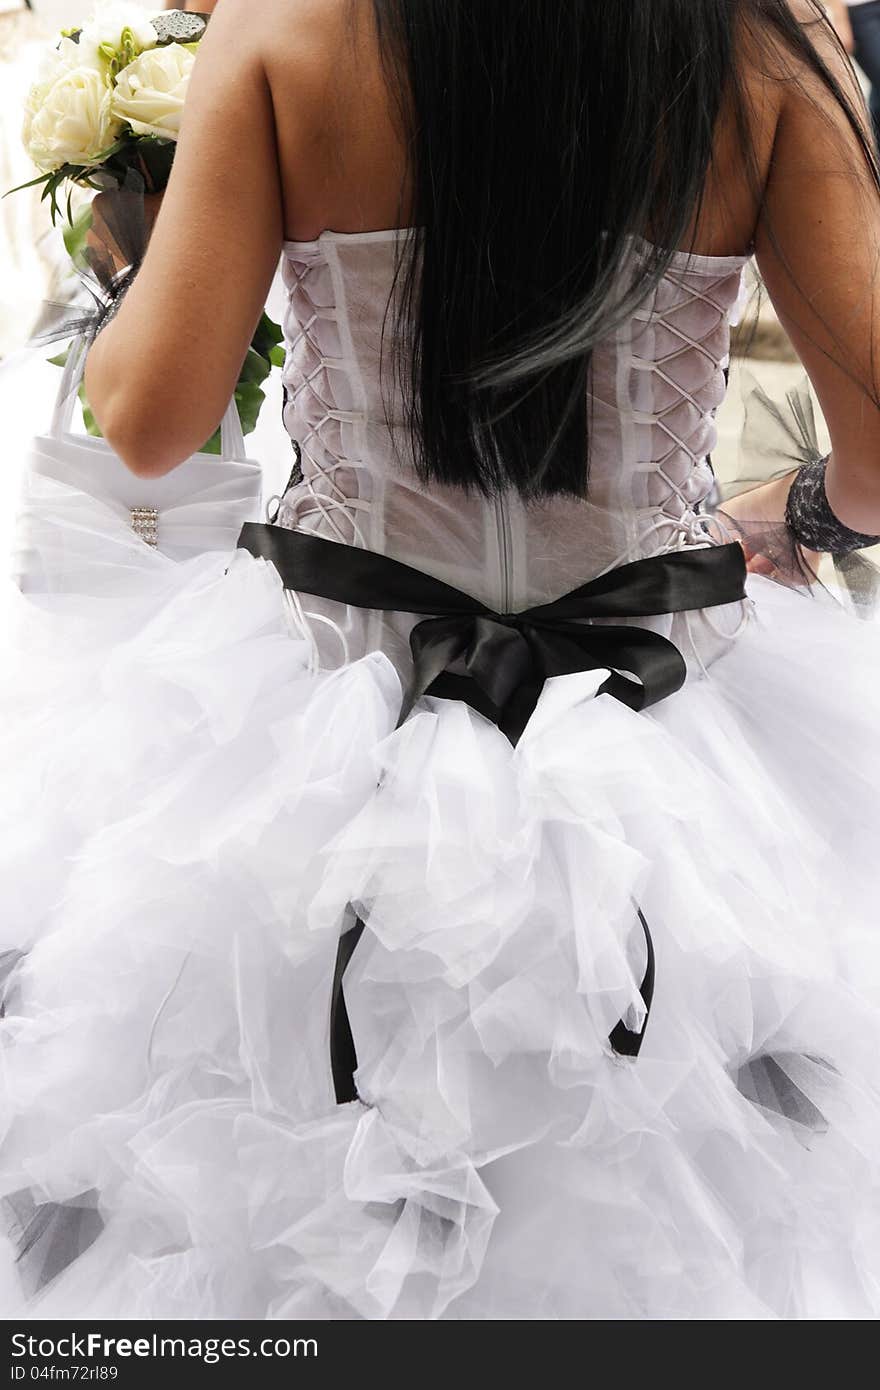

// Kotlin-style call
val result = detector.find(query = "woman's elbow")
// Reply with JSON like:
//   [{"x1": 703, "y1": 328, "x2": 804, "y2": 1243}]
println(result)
[
  {"x1": 85, "y1": 344, "x2": 227, "y2": 476},
  {"x1": 86, "y1": 377, "x2": 206, "y2": 477},
  {"x1": 98, "y1": 404, "x2": 190, "y2": 478},
  {"x1": 117, "y1": 443, "x2": 183, "y2": 480}
]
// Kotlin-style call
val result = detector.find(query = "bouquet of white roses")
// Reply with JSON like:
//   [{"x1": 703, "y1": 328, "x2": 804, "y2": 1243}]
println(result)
[
  {"x1": 19, "y1": 3, "x2": 207, "y2": 219},
  {"x1": 11, "y1": 3, "x2": 283, "y2": 452}
]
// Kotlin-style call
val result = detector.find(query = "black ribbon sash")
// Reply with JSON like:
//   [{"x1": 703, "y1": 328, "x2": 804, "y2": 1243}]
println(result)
[{"x1": 237, "y1": 524, "x2": 746, "y2": 1100}]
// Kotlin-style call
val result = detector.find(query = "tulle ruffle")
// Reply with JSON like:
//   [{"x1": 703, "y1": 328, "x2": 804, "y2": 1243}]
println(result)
[{"x1": 1, "y1": 512, "x2": 879, "y2": 1319}]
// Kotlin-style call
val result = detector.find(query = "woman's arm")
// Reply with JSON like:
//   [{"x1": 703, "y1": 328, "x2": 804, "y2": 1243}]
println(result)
[
  {"x1": 85, "y1": 0, "x2": 282, "y2": 477},
  {"x1": 754, "y1": 8, "x2": 880, "y2": 533}
]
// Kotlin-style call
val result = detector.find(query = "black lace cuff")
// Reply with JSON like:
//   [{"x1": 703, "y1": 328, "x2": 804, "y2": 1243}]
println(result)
[{"x1": 784, "y1": 457, "x2": 880, "y2": 554}]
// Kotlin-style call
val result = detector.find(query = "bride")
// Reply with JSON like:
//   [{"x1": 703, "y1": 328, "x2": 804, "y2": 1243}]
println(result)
[{"x1": 2, "y1": 0, "x2": 880, "y2": 1320}]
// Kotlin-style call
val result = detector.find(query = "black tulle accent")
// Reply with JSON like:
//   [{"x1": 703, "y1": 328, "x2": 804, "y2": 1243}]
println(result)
[{"x1": 707, "y1": 371, "x2": 880, "y2": 615}]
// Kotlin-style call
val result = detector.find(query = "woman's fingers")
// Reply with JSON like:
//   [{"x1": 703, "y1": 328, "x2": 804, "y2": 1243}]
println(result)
[{"x1": 746, "y1": 553, "x2": 777, "y2": 576}]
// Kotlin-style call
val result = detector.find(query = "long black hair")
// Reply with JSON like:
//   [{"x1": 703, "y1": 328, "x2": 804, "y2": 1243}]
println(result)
[{"x1": 367, "y1": 0, "x2": 877, "y2": 499}]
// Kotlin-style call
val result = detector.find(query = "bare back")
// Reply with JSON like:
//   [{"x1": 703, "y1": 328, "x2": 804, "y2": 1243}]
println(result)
[
  {"x1": 260, "y1": 0, "x2": 880, "y2": 535},
  {"x1": 264, "y1": 0, "x2": 777, "y2": 256},
  {"x1": 89, "y1": 0, "x2": 880, "y2": 530}
]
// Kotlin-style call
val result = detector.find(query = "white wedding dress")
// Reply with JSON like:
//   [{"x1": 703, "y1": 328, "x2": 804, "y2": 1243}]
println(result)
[{"x1": 1, "y1": 229, "x2": 879, "y2": 1321}]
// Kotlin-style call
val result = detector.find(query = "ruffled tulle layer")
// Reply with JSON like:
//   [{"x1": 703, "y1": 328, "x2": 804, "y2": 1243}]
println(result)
[{"x1": 1, "y1": 526, "x2": 879, "y2": 1320}]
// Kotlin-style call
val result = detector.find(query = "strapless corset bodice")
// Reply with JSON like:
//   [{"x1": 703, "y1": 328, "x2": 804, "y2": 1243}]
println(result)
[{"x1": 275, "y1": 228, "x2": 749, "y2": 671}]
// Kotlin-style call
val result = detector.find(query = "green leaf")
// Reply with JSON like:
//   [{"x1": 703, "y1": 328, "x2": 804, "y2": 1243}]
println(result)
[
  {"x1": 5, "y1": 160, "x2": 99, "y2": 207},
  {"x1": 234, "y1": 379, "x2": 267, "y2": 437},
  {"x1": 238, "y1": 347, "x2": 272, "y2": 388},
  {"x1": 91, "y1": 137, "x2": 129, "y2": 163},
  {"x1": 268, "y1": 344, "x2": 285, "y2": 369},
  {"x1": 47, "y1": 348, "x2": 70, "y2": 369},
  {"x1": 78, "y1": 384, "x2": 103, "y2": 439},
  {"x1": 199, "y1": 380, "x2": 268, "y2": 455},
  {"x1": 2, "y1": 171, "x2": 53, "y2": 198},
  {"x1": 62, "y1": 205, "x2": 93, "y2": 261},
  {"x1": 251, "y1": 311, "x2": 283, "y2": 360}
]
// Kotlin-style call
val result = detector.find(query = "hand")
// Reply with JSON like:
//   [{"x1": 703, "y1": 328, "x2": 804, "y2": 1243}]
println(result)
[
  {"x1": 87, "y1": 191, "x2": 165, "y2": 276},
  {"x1": 716, "y1": 471, "x2": 825, "y2": 580}
]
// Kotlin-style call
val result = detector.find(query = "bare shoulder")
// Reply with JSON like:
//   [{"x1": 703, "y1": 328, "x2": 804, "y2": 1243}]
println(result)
[
  {"x1": 728, "y1": 0, "x2": 870, "y2": 193},
  {"x1": 246, "y1": 0, "x2": 371, "y2": 97},
  {"x1": 753, "y1": 0, "x2": 863, "y2": 110},
  {"x1": 247, "y1": 0, "x2": 392, "y2": 156},
  {"x1": 243, "y1": 0, "x2": 408, "y2": 237},
  {"x1": 193, "y1": 0, "x2": 365, "y2": 103}
]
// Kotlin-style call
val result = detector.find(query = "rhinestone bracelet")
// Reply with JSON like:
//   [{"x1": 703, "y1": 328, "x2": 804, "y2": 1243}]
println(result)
[{"x1": 784, "y1": 457, "x2": 880, "y2": 554}]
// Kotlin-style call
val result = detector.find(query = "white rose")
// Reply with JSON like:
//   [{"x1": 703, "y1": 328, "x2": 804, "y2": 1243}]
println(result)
[
  {"x1": 24, "y1": 33, "x2": 89, "y2": 106},
  {"x1": 110, "y1": 43, "x2": 195, "y2": 142},
  {"x1": 20, "y1": 39, "x2": 86, "y2": 164},
  {"x1": 23, "y1": 65, "x2": 121, "y2": 173},
  {"x1": 78, "y1": 2, "x2": 158, "y2": 66}
]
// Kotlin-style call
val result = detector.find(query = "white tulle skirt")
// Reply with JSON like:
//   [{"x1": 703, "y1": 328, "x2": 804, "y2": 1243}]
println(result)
[{"x1": 0, "y1": 496, "x2": 879, "y2": 1321}]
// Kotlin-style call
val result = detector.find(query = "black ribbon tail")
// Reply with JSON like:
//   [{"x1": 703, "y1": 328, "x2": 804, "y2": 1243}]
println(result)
[
  {"x1": 237, "y1": 528, "x2": 744, "y2": 1101},
  {"x1": 331, "y1": 906, "x2": 656, "y2": 1105},
  {"x1": 607, "y1": 909, "x2": 655, "y2": 1057},
  {"x1": 330, "y1": 915, "x2": 365, "y2": 1104}
]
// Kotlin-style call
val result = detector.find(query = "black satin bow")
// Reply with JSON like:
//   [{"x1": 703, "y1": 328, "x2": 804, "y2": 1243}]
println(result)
[
  {"x1": 238, "y1": 526, "x2": 746, "y2": 742},
  {"x1": 237, "y1": 524, "x2": 746, "y2": 1100}
]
